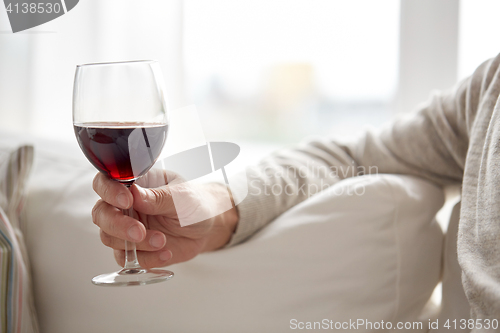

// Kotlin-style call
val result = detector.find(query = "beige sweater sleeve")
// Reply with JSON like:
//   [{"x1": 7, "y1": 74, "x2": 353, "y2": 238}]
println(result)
[
  {"x1": 229, "y1": 61, "x2": 479, "y2": 246},
  {"x1": 230, "y1": 55, "x2": 500, "y2": 328}
]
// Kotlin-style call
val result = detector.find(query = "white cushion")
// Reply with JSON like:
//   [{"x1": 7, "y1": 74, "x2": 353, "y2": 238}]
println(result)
[{"x1": 21, "y1": 136, "x2": 444, "y2": 333}]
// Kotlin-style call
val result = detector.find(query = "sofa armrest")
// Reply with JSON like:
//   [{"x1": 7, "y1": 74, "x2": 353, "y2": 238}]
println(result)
[{"x1": 25, "y1": 151, "x2": 444, "y2": 333}]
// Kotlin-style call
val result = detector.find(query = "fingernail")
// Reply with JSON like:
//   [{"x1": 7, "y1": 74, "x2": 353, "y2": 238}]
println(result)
[
  {"x1": 117, "y1": 193, "x2": 129, "y2": 208},
  {"x1": 127, "y1": 226, "x2": 142, "y2": 242},
  {"x1": 150, "y1": 234, "x2": 165, "y2": 248},
  {"x1": 159, "y1": 250, "x2": 172, "y2": 261}
]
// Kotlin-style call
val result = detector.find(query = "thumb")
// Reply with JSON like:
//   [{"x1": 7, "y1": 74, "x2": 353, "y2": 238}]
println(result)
[{"x1": 131, "y1": 184, "x2": 176, "y2": 216}]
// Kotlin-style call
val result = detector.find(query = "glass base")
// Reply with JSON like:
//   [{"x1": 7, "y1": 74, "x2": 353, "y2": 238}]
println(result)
[{"x1": 92, "y1": 268, "x2": 174, "y2": 287}]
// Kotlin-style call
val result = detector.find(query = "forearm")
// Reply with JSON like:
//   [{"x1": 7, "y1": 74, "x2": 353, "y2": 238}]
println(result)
[
  {"x1": 227, "y1": 60, "x2": 481, "y2": 247},
  {"x1": 225, "y1": 142, "x2": 360, "y2": 245}
]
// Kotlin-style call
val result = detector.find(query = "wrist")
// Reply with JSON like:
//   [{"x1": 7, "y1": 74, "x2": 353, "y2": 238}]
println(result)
[{"x1": 201, "y1": 183, "x2": 239, "y2": 252}]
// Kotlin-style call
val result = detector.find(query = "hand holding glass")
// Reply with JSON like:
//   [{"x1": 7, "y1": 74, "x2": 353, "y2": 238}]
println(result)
[{"x1": 73, "y1": 60, "x2": 174, "y2": 286}]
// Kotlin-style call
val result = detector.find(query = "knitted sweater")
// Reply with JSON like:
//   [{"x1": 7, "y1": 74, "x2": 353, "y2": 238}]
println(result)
[{"x1": 230, "y1": 54, "x2": 500, "y2": 330}]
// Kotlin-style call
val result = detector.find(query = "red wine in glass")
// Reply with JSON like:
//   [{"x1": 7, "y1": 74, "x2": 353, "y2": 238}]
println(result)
[
  {"x1": 74, "y1": 122, "x2": 168, "y2": 183},
  {"x1": 73, "y1": 60, "x2": 173, "y2": 286}
]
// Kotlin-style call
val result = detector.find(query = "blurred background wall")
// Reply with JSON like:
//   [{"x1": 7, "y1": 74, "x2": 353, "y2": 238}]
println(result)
[{"x1": 0, "y1": 0, "x2": 499, "y2": 144}]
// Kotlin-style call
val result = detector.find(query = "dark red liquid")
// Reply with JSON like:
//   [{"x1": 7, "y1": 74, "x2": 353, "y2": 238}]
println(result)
[{"x1": 74, "y1": 123, "x2": 168, "y2": 182}]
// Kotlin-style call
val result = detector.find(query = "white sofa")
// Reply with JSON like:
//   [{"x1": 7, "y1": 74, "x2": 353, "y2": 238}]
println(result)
[{"x1": 0, "y1": 132, "x2": 470, "y2": 333}]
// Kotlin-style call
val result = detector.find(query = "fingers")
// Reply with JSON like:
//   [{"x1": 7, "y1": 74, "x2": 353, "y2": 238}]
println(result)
[
  {"x1": 113, "y1": 237, "x2": 202, "y2": 268},
  {"x1": 100, "y1": 229, "x2": 166, "y2": 251},
  {"x1": 92, "y1": 199, "x2": 146, "y2": 243},
  {"x1": 135, "y1": 168, "x2": 169, "y2": 188},
  {"x1": 130, "y1": 184, "x2": 176, "y2": 216},
  {"x1": 93, "y1": 173, "x2": 133, "y2": 209}
]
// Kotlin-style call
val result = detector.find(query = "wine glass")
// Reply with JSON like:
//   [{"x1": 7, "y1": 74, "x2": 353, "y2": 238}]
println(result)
[{"x1": 73, "y1": 60, "x2": 174, "y2": 286}]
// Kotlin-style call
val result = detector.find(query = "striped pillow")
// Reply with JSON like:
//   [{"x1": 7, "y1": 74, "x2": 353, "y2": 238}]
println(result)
[{"x1": 0, "y1": 146, "x2": 39, "y2": 333}]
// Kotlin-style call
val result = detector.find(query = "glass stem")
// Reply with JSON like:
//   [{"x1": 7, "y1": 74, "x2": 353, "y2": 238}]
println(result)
[{"x1": 122, "y1": 183, "x2": 141, "y2": 270}]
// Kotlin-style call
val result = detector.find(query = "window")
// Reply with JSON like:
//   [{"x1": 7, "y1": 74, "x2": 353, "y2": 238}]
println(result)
[
  {"x1": 184, "y1": 0, "x2": 400, "y2": 143},
  {"x1": 458, "y1": 0, "x2": 500, "y2": 80}
]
